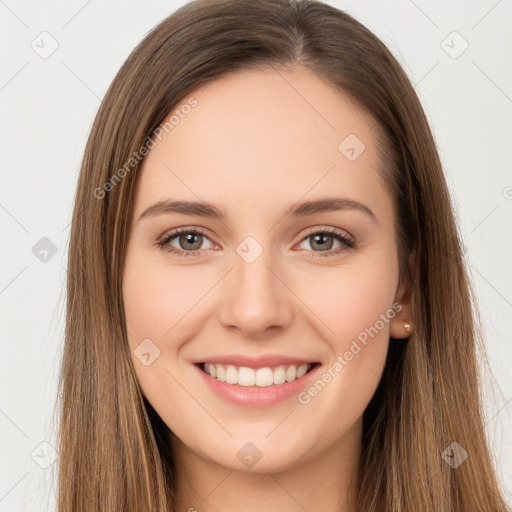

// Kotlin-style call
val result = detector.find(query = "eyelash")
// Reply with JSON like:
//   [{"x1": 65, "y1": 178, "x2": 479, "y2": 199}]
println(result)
[{"x1": 155, "y1": 226, "x2": 355, "y2": 259}]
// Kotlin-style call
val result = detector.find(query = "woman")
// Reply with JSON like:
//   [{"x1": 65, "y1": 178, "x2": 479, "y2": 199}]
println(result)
[{"x1": 57, "y1": 0, "x2": 511, "y2": 510}]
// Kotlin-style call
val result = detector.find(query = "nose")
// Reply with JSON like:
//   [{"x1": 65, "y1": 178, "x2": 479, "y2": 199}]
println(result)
[{"x1": 218, "y1": 245, "x2": 294, "y2": 339}]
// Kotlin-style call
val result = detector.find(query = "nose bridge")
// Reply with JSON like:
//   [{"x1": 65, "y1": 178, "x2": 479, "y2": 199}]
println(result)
[{"x1": 218, "y1": 234, "x2": 293, "y2": 335}]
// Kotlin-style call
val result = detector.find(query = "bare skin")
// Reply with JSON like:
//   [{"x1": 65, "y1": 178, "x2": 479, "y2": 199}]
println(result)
[{"x1": 122, "y1": 66, "x2": 412, "y2": 512}]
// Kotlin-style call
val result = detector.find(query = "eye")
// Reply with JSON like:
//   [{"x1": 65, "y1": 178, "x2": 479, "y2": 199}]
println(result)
[
  {"x1": 296, "y1": 227, "x2": 355, "y2": 258},
  {"x1": 155, "y1": 226, "x2": 355, "y2": 259},
  {"x1": 156, "y1": 227, "x2": 216, "y2": 257}
]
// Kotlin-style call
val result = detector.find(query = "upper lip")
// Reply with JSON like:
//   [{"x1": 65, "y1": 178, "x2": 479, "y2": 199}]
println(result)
[{"x1": 193, "y1": 354, "x2": 320, "y2": 369}]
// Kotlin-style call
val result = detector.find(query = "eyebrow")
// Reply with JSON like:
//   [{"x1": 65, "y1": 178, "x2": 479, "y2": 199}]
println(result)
[{"x1": 137, "y1": 197, "x2": 377, "y2": 224}]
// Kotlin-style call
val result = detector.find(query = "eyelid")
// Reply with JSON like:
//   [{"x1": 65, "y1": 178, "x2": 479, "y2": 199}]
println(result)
[
  {"x1": 156, "y1": 225, "x2": 353, "y2": 244},
  {"x1": 156, "y1": 225, "x2": 355, "y2": 257},
  {"x1": 156, "y1": 225, "x2": 210, "y2": 243},
  {"x1": 298, "y1": 225, "x2": 354, "y2": 244},
  {"x1": 156, "y1": 225, "x2": 215, "y2": 247}
]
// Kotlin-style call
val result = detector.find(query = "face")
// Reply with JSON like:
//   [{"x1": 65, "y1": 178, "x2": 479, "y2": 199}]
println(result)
[{"x1": 122, "y1": 66, "x2": 411, "y2": 475}]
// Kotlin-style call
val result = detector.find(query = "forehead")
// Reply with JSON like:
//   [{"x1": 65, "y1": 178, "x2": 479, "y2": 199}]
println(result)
[{"x1": 132, "y1": 66, "x2": 389, "y2": 223}]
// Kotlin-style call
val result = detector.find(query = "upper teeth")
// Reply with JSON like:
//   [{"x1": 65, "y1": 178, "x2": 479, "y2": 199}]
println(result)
[{"x1": 203, "y1": 363, "x2": 312, "y2": 387}]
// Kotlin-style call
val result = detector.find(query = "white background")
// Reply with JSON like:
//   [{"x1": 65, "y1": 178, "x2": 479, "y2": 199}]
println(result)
[{"x1": 1, "y1": 0, "x2": 511, "y2": 510}]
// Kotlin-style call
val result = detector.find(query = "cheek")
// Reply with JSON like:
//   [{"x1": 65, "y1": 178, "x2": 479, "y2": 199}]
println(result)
[
  {"x1": 122, "y1": 253, "x2": 210, "y2": 345},
  {"x1": 122, "y1": 252, "x2": 220, "y2": 405},
  {"x1": 292, "y1": 252, "x2": 399, "y2": 351},
  {"x1": 333, "y1": 272, "x2": 395, "y2": 350},
  {"x1": 122, "y1": 253, "x2": 203, "y2": 426},
  {"x1": 123, "y1": 268, "x2": 173, "y2": 342},
  {"x1": 246, "y1": 254, "x2": 397, "y2": 462},
  {"x1": 289, "y1": 251, "x2": 398, "y2": 417}
]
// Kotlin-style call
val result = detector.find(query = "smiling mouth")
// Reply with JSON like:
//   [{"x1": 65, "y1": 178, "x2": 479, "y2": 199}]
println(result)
[{"x1": 197, "y1": 362, "x2": 321, "y2": 387}]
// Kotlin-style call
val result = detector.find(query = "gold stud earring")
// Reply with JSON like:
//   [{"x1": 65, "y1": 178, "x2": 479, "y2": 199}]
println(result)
[{"x1": 403, "y1": 321, "x2": 411, "y2": 333}]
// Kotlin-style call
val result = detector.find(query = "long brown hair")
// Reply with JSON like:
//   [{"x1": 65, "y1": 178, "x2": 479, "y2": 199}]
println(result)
[{"x1": 56, "y1": 0, "x2": 510, "y2": 510}]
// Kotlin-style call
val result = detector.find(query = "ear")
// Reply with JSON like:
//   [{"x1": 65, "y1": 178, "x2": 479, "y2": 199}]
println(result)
[{"x1": 390, "y1": 250, "x2": 416, "y2": 339}]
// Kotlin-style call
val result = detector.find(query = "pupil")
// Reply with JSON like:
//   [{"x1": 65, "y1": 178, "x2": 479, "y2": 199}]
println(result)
[
  {"x1": 181, "y1": 233, "x2": 201, "y2": 250},
  {"x1": 313, "y1": 234, "x2": 332, "y2": 251}
]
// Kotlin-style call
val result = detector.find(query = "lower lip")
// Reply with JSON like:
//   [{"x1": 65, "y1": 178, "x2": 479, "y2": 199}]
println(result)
[{"x1": 193, "y1": 363, "x2": 321, "y2": 408}]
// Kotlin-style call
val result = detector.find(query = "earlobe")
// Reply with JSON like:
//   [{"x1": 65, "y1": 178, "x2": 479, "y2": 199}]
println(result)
[
  {"x1": 390, "y1": 309, "x2": 413, "y2": 339},
  {"x1": 390, "y1": 250, "x2": 416, "y2": 339}
]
